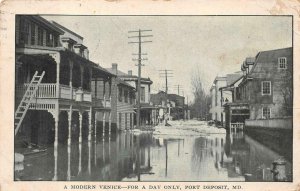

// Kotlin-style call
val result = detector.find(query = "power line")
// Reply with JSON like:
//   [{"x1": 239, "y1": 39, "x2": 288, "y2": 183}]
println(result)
[{"x1": 128, "y1": 29, "x2": 153, "y2": 129}]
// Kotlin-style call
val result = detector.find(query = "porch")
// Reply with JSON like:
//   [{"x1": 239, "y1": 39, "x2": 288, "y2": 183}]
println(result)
[{"x1": 224, "y1": 102, "x2": 250, "y2": 133}]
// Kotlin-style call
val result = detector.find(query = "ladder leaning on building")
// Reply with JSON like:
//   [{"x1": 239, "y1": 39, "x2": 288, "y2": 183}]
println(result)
[{"x1": 14, "y1": 71, "x2": 45, "y2": 136}]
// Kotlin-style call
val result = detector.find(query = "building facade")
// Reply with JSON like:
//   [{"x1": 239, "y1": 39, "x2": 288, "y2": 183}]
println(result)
[
  {"x1": 107, "y1": 64, "x2": 157, "y2": 127},
  {"x1": 209, "y1": 76, "x2": 227, "y2": 124},
  {"x1": 15, "y1": 16, "x2": 114, "y2": 177},
  {"x1": 222, "y1": 47, "x2": 293, "y2": 130}
]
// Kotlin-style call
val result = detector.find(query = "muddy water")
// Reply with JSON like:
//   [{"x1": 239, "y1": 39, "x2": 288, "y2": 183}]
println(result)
[{"x1": 15, "y1": 122, "x2": 292, "y2": 181}]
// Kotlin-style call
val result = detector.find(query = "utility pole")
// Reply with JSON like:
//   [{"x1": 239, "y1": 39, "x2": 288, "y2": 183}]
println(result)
[
  {"x1": 173, "y1": 84, "x2": 183, "y2": 95},
  {"x1": 159, "y1": 69, "x2": 173, "y2": 94},
  {"x1": 128, "y1": 29, "x2": 152, "y2": 129}
]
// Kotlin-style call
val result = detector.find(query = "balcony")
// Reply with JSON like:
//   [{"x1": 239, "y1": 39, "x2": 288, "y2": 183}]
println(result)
[
  {"x1": 15, "y1": 83, "x2": 94, "y2": 103},
  {"x1": 92, "y1": 96, "x2": 111, "y2": 108}
]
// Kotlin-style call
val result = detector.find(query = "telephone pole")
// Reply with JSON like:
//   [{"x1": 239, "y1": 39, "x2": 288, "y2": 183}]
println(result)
[
  {"x1": 128, "y1": 29, "x2": 152, "y2": 129},
  {"x1": 173, "y1": 84, "x2": 183, "y2": 95},
  {"x1": 159, "y1": 69, "x2": 173, "y2": 94}
]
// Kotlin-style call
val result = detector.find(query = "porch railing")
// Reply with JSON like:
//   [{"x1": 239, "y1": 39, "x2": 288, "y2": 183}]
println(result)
[
  {"x1": 92, "y1": 97, "x2": 111, "y2": 108},
  {"x1": 230, "y1": 122, "x2": 244, "y2": 129},
  {"x1": 16, "y1": 83, "x2": 57, "y2": 98}
]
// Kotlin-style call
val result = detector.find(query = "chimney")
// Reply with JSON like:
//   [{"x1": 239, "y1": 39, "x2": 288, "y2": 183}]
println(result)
[
  {"x1": 112, "y1": 63, "x2": 118, "y2": 75},
  {"x1": 128, "y1": 70, "x2": 132, "y2": 76}
]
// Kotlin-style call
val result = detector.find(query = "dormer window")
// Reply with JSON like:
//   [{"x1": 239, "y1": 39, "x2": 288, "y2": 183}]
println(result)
[{"x1": 278, "y1": 57, "x2": 287, "y2": 69}]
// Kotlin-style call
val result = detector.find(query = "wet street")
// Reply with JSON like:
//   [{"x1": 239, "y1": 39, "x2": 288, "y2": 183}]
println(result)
[{"x1": 15, "y1": 120, "x2": 292, "y2": 181}]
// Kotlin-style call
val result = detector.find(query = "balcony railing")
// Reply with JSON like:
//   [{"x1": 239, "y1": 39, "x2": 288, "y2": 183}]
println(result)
[
  {"x1": 92, "y1": 96, "x2": 111, "y2": 108},
  {"x1": 15, "y1": 83, "x2": 94, "y2": 103}
]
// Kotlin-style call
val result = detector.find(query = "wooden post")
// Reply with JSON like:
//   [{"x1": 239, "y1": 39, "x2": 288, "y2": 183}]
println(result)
[
  {"x1": 69, "y1": 60, "x2": 73, "y2": 100},
  {"x1": 94, "y1": 111, "x2": 97, "y2": 141},
  {"x1": 80, "y1": 65, "x2": 84, "y2": 88},
  {"x1": 78, "y1": 111, "x2": 83, "y2": 174},
  {"x1": 94, "y1": 111, "x2": 97, "y2": 166},
  {"x1": 52, "y1": 106, "x2": 59, "y2": 180},
  {"x1": 67, "y1": 106, "x2": 72, "y2": 180},
  {"x1": 103, "y1": 112, "x2": 106, "y2": 137},
  {"x1": 103, "y1": 80, "x2": 106, "y2": 107},
  {"x1": 88, "y1": 108, "x2": 92, "y2": 142},
  {"x1": 109, "y1": 111, "x2": 111, "y2": 136}
]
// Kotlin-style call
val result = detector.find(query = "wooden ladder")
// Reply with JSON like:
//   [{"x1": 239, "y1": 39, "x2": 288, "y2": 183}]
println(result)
[{"x1": 15, "y1": 71, "x2": 45, "y2": 136}]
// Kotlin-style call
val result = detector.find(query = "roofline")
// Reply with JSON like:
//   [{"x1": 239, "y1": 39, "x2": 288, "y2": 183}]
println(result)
[
  {"x1": 51, "y1": 21, "x2": 84, "y2": 40},
  {"x1": 227, "y1": 75, "x2": 244, "y2": 87},
  {"x1": 30, "y1": 16, "x2": 64, "y2": 35},
  {"x1": 248, "y1": 47, "x2": 292, "y2": 75}
]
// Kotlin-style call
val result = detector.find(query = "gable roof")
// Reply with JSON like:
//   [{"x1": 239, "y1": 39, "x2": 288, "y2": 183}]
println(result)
[{"x1": 226, "y1": 72, "x2": 243, "y2": 87}]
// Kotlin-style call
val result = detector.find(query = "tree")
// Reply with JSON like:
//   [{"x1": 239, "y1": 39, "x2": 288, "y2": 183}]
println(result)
[{"x1": 190, "y1": 70, "x2": 211, "y2": 120}]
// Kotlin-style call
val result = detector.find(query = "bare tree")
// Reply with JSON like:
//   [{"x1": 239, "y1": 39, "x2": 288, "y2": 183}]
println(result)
[{"x1": 190, "y1": 69, "x2": 211, "y2": 120}]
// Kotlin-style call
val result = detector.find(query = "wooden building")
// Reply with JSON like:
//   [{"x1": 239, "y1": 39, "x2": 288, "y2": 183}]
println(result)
[{"x1": 15, "y1": 16, "x2": 115, "y2": 179}]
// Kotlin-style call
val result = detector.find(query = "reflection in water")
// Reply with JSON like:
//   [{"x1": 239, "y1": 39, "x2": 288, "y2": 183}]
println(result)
[{"x1": 15, "y1": 128, "x2": 292, "y2": 181}]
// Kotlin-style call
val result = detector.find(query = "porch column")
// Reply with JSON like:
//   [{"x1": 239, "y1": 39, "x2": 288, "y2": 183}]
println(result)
[
  {"x1": 94, "y1": 78, "x2": 97, "y2": 98},
  {"x1": 69, "y1": 60, "x2": 73, "y2": 100},
  {"x1": 102, "y1": 111, "x2": 106, "y2": 163},
  {"x1": 52, "y1": 106, "x2": 59, "y2": 181},
  {"x1": 94, "y1": 111, "x2": 97, "y2": 141},
  {"x1": 88, "y1": 107, "x2": 92, "y2": 141},
  {"x1": 67, "y1": 105, "x2": 72, "y2": 180},
  {"x1": 89, "y1": 68, "x2": 93, "y2": 91},
  {"x1": 103, "y1": 80, "x2": 106, "y2": 107},
  {"x1": 50, "y1": 53, "x2": 60, "y2": 98},
  {"x1": 109, "y1": 111, "x2": 112, "y2": 136},
  {"x1": 131, "y1": 113, "x2": 134, "y2": 129},
  {"x1": 80, "y1": 65, "x2": 84, "y2": 88},
  {"x1": 78, "y1": 111, "x2": 83, "y2": 174},
  {"x1": 109, "y1": 78, "x2": 112, "y2": 101},
  {"x1": 103, "y1": 112, "x2": 106, "y2": 137},
  {"x1": 94, "y1": 111, "x2": 97, "y2": 166}
]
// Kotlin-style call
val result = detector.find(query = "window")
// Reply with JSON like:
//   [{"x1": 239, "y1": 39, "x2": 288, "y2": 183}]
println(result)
[
  {"x1": 46, "y1": 32, "x2": 53, "y2": 47},
  {"x1": 30, "y1": 23, "x2": 35, "y2": 45},
  {"x1": 262, "y1": 81, "x2": 271, "y2": 95},
  {"x1": 20, "y1": 19, "x2": 30, "y2": 45},
  {"x1": 278, "y1": 57, "x2": 287, "y2": 69},
  {"x1": 262, "y1": 107, "x2": 271, "y2": 119},
  {"x1": 129, "y1": 92, "x2": 133, "y2": 104},
  {"x1": 124, "y1": 90, "x2": 128, "y2": 103},
  {"x1": 37, "y1": 27, "x2": 44, "y2": 46},
  {"x1": 141, "y1": 87, "x2": 145, "y2": 102},
  {"x1": 118, "y1": 87, "x2": 123, "y2": 102}
]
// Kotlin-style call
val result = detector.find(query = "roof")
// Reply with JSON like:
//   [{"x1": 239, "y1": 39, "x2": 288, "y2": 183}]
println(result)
[
  {"x1": 106, "y1": 68, "x2": 153, "y2": 84},
  {"x1": 249, "y1": 47, "x2": 292, "y2": 76},
  {"x1": 29, "y1": 16, "x2": 64, "y2": 35},
  {"x1": 213, "y1": 76, "x2": 227, "y2": 84},
  {"x1": 60, "y1": 50, "x2": 116, "y2": 77},
  {"x1": 116, "y1": 78, "x2": 135, "y2": 89},
  {"x1": 51, "y1": 21, "x2": 84, "y2": 40},
  {"x1": 226, "y1": 72, "x2": 243, "y2": 87},
  {"x1": 106, "y1": 68, "x2": 128, "y2": 76}
]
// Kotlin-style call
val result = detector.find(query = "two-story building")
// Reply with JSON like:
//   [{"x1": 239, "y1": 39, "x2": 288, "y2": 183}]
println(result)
[
  {"x1": 209, "y1": 76, "x2": 227, "y2": 125},
  {"x1": 107, "y1": 64, "x2": 157, "y2": 127},
  {"x1": 104, "y1": 64, "x2": 137, "y2": 130},
  {"x1": 15, "y1": 16, "x2": 114, "y2": 179}
]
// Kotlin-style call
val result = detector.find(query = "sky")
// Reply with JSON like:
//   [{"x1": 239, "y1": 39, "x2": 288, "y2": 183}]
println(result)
[{"x1": 43, "y1": 16, "x2": 292, "y2": 104}]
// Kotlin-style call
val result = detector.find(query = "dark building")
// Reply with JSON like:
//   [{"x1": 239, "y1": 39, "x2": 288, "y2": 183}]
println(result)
[{"x1": 223, "y1": 47, "x2": 293, "y2": 130}]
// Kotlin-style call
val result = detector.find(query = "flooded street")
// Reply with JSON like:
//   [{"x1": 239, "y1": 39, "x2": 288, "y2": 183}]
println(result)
[{"x1": 15, "y1": 120, "x2": 292, "y2": 181}]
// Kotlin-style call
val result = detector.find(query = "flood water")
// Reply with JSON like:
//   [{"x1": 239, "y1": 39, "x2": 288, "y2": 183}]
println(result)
[{"x1": 15, "y1": 121, "x2": 292, "y2": 181}]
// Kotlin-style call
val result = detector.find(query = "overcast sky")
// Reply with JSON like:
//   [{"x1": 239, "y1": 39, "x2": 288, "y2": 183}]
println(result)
[{"x1": 43, "y1": 16, "x2": 292, "y2": 103}]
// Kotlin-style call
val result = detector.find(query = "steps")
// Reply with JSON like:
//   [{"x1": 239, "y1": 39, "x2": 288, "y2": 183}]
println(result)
[{"x1": 14, "y1": 71, "x2": 45, "y2": 136}]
